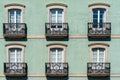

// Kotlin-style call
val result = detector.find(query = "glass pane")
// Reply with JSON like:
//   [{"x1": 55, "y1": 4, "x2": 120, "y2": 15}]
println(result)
[
  {"x1": 50, "y1": 48, "x2": 56, "y2": 62},
  {"x1": 9, "y1": 48, "x2": 22, "y2": 62},
  {"x1": 50, "y1": 48, "x2": 63, "y2": 62},
  {"x1": 92, "y1": 48, "x2": 105, "y2": 62},
  {"x1": 16, "y1": 9, "x2": 21, "y2": 23},
  {"x1": 50, "y1": 9, "x2": 63, "y2": 23},
  {"x1": 92, "y1": 48, "x2": 97, "y2": 62},
  {"x1": 8, "y1": 9, "x2": 21, "y2": 23},
  {"x1": 57, "y1": 48, "x2": 63, "y2": 62},
  {"x1": 9, "y1": 9, "x2": 14, "y2": 23},
  {"x1": 92, "y1": 8, "x2": 105, "y2": 23}
]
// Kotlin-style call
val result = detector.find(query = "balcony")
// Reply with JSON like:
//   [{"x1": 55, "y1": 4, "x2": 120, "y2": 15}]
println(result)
[
  {"x1": 45, "y1": 63, "x2": 68, "y2": 77},
  {"x1": 45, "y1": 23, "x2": 68, "y2": 38},
  {"x1": 88, "y1": 23, "x2": 111, "y2": 38},
  {"x1": 4, "y1": 63, "x2": 27, "y2": 77},
  {"x1": 87, "y1": 62, "x2": 110, "y2": 77},
  {"x1": 3, "y1": 23, "x2": 27, "y2": 38}
]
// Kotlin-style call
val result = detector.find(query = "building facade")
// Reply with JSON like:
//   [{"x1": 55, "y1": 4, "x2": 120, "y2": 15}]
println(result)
[{"x1": 0, "y1": 0, "x2": 120, "y2": 80}]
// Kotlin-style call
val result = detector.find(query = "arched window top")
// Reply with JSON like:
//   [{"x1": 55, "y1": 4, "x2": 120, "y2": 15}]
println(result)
[
  {"x1": 88, "y1": 3, "x2": 110, "y2": 8},
  {"x1": 46, "y1": 3, "x2": 67, "y2": 8},
  {"x1": 4, "y1": 3, "x2": 25, "y2": 8},
  {"x1": 5, "y1": 43, "x2": 26, "y2": 48},
  {"x1": 46, "y1": 43, "x2": 67, "y2": 47},
  {"x1": 88, "y1": 43, "x2": 109, "y2": 48}
]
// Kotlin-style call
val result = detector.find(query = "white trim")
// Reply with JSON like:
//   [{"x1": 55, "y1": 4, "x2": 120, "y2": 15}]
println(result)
[
  {"x1": 6, "y1": 44, "x2": 25, "y2": 62},
  {"x1": 5, "y1": 3, "x2": 25, "y2": 23},
  {"x1": 89, "y1": 3, "x2": 109, "y2": 23},
  {"x1": 88, "y1": 43, "x2": 109, "y2": 62},
  {"x1": 47, "y1": 44, "x2": 67, "y2": 62},
  {"x1": 46, "y1": 3, "x2": 67, "y2": 23}
]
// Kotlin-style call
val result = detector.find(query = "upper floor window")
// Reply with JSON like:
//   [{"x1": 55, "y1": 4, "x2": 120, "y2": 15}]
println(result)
[
  {"x1": 45, "y1": 3, "x2": 68, "y2": 38},
  {"x1": 92, "y1": 48, "x2": 105, "y2": 62},
  {"x1": 47, "y1": 43, "x2": 67, "y2": 62},
  {"x1": 50, "y1": 8, "x2": 63, "y2": 23},
  {"x1": 46, "y1": 43, "x2": 68, "y2": 76},
  {"x1": 92, "y1": 8, "x2": 105, "y2": 24},
  {"x1": 88, "y1": 43, "x2": 109, "y2": 62},
  {"x1": 87, "y1": 43, "x2": 110, "y2": 76},
  {"x1": 9, "y1": 48, "x2": 22, "y2": 63},
  {"x1": 50, "y1": 48, "x2": 64, "y2": 63},
  {"x1": 4, "y1": 3, "x2": 25, "y2": 23},
  {"x1": 46, "y1": 3, "x2": 67, "y2": 23},
  {"x1": 8, "y1": 9, "x2": 21, "y2": 23},
  {"x1": 89, "y1": 3, "x2": 110, "y2": 23},
  {"x1": 4, "y1": 43, "x2": 27, "y2": 76},
  {"x1": 87, "y1": 3, "x2": 111, "y2": 38},
  {"x1": 5, "y1": 43, "x2": 26, "y2": 63}
]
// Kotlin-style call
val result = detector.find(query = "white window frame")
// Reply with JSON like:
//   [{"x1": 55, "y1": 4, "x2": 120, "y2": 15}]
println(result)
[
  {"x1": 5, "y1": 43, "x2": 26, "y2": 62},
  {"x1": 88, "y1": 43, "x2": 109, "y2": 62},
  {"x1": 4, "y1": 3, "x2": 25, "y2": 23}
]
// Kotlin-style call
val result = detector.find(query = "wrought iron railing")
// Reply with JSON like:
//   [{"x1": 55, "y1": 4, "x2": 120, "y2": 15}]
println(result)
[
  {"x1": 3, "y1": 23, "x2": 26, "y2": 38},
  {"x1": 87, "y1": 62, "x2": 110, "y2": 77},
  {"x1": 45, "y1": 23, "x2": 68, "y2": 37},
  {"x1": 88, "y1": 23, "x2": 111, "y2": 37},
  {"x1": 45, "y1": 63, "x2": 68, "y2": 76},
  {"x1": 4, "y1": 63, "x2": 27, "y2": 76}
]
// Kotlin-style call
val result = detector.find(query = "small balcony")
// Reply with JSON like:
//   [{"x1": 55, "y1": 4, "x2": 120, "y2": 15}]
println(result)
[
  {"x1": 3, "y1": 23, "x2": 27, "y2": 38},
  {"x1": 4, "y1": 63, "x2": 27, "y2": 77},
  {"x1": 87, "y1": 62, "x2": 110, "y2": 77},
  {"x1": 45, "y1": 23, "x2": 68, "y2": 38},
  {"x1": 88, "y1": 23, "x2": 111, "y2": 38},
  {"x1": 45, "y1": 63, "x2": 68, "y2": 77}
]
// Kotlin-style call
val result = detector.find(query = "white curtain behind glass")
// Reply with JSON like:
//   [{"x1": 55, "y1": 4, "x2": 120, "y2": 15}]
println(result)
[
  {"x1": 9, "y1": 48, "x2": 22, "y2": 63},
  {"x1": 50, "y1": 48, "x2": 63, "y2": 63},
  {"x1": 50, "y1": 9, "x2": 63, "y2": 23},
  {"x1": 92, "y1": 48, "x2": 105, "y2": 62}
]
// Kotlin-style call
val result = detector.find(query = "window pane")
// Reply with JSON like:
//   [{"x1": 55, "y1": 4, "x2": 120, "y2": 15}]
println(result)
[
  {"x1": 9, "y1": 48, "x2": 22, "y2": 62},
  {"x1": 50, "y1": 48, "x2": 63, "y2": 62},
  {"x1": 8, "y1": 9, "x2": 21, "y2": 23},
  {"x1": 50, "y1": 9, "x2": 63, "y2": 23},
  {"x1": 9, "y1": 9, "x2": 14, "y2": 23},
  {"x1": 16, "y1": 9, "x2": 21, "y2": 23},
  {"x1": 92, "y1": 8, "x2": 105, "y2": 23},
  {"x1": 92, "y1": 48, "x2": 105, "y2": 62}
]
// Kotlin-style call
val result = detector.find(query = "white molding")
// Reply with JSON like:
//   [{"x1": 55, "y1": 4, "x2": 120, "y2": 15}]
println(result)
[
  {"x1": 4, "y1": 3, "x2": 25, "y2": 23},
  {"x1": 0, "y1": 73, "x2": 120, "y2": 77},
  {"x1": 1, "y1": 34, "x2": 120, "y2": 39}
]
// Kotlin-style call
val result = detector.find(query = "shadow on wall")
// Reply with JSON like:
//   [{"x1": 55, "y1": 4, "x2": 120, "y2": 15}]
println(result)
[
  {"x1": 46, "y1": 37, "x2": 69, "y2": 41},
  {"x1": 88, "y1": 37, "x2": 111, "y2": 41},
  {"x1": 6, "y1": 76, "x2": 28, "y2": 80},
  {"x1": 46, "y1": 76, "x2": 68, "y2": 80},
  {"x1": 88, "y1": 77, "x2": 110, "y2": 80}
]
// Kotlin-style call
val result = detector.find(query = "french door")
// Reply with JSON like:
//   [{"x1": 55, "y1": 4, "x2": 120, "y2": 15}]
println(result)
[
  {"x1": 92, "y1": 48, "x2": 105, "y2": 69},
  {"x1": 92, "y1": 8, "x2": 105, "y2": 28},
  {"x1": 50, "y1": 48, "x2": 64, "y2": 69},
  {"x1": 8, "y1": 9, "x2": 22, "y2": 31},
  {"x1": 9, "y1": 48, "x2": 22, "y2": 69},
  {"x1": 50, "y1": 9, "x2": 63, "y2": 30}
]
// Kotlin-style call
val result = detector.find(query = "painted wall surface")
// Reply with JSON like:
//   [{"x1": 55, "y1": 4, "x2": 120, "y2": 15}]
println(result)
[{"x1": 0, "y1": 0, "x2": 120, "y2": 80}]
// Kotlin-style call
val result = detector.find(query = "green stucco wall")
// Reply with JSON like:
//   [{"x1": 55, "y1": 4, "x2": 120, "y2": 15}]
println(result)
[{"x1": 0, "y1": 0, "x2": 120, "y2": 80}]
